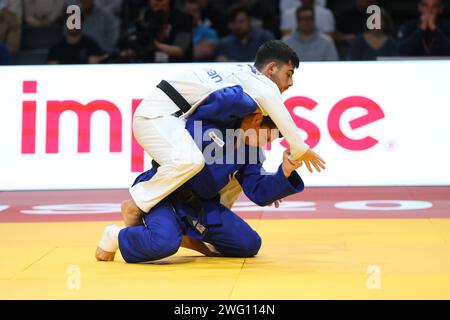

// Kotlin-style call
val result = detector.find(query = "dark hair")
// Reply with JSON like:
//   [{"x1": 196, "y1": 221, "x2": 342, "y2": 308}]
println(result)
[
  {"x1": 261, "y1": 116, "x2": 283, "y2": 138},
  {"x1": 228, "y1": 4, "x2": 251, "y2": 23},
  {"x1": 296, "y1": 5, "x2": 315, "y2": 22},
  {"x1": 254, "y1": 40, "x2": 300, "y2": 70}
]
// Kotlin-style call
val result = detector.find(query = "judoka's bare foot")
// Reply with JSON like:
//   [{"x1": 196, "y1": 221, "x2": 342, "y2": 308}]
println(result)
[
  {"x1": 121, "y1": 200, "x2": 145, "y2": 227},
  {"x1": 95, "y1": 246, "x2": 116, "y2": 261},
  {"x1": 95, "y1": 224, "x2": 121, "y2": 261}
]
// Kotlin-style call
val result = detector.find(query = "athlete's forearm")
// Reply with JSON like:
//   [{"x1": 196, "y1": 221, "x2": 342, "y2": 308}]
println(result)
[{"x1": 261, "y1": 96, "x2": 309, "y2": 160}]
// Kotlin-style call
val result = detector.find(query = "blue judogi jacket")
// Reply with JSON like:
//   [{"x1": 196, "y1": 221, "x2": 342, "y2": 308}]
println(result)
[{"x1": 132, "y1": 85, "x2": 304, "y2": 233}]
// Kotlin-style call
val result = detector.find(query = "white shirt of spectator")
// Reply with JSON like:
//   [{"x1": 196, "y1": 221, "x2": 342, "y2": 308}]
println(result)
[
  {"x1": 280, "y1": 0, "x2": 327, "y2": 14},
  {"x1": 281, "y1": 4, "x2": 335, "y2": 34}
]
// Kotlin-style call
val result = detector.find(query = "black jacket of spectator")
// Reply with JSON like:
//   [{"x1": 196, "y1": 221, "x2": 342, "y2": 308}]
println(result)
[
  {"x1": 47, "y1": 35, "x2": 104, "y2": 64},
  {"x1": 120, "y1": 0, "x2": 147, "y2": 31},
  {"x1": 336, "y1": 6, "x2": 368, "y2": 35},
  {"x1": 348, "y1": 34, "x2": 398, "y2": 60},
  {"x1": 397, "y1": 19, "x2": 450, "y2": 56},
  {"x1": 140, "y1": 6, "x2": 193, "y2": 62},
  {"x1": 201, "y1": 3, "x2": 228, "y2": 37},
  {"x1": 241, "y1": 0, "x2": 280, "y2": 39}
]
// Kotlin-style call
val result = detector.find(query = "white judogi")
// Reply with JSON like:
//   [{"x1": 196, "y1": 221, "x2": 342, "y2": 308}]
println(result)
[{"x1": 131, "y1": 64, "x2": 309, "y2": 212}]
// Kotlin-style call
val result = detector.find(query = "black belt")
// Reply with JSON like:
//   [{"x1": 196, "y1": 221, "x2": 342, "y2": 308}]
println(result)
[{"x1": 156, "y1": 80, "x2": 192, "y2": 117}]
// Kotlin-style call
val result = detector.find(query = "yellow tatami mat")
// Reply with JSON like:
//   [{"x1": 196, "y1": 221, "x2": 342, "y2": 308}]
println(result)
[{"x1": 1, "y1": 218, "x2": 450, "y2": 299}]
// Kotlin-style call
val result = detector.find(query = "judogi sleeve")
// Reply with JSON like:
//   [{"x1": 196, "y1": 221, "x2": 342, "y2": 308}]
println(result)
[
  {"x1": 235, "y1": 163, "x2": 304, "y2": 207},
  {"x1": 252, "y1": 80, "x2": 310, "y2": 161}
]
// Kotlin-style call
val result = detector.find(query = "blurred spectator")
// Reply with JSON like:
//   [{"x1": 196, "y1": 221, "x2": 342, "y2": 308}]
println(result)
[
  {"x1": 280, "y1": 0, "x2": 327, "y2": 14},
  {"x1": 335, "y1": 0, "x2": 377, "y2": 46},
  {"x1": 397, "y1": 0, "x2": 450, "y2": 56},
  {"x1": 120, "y1": 0, "x2": 146, "y2": 31},
  {"x1": 217, "y1": 4, "x2": 274, "y2": 62},
  {"x1": 78, "y1": 0, "x2": 119, "y2": 53},
  {"x1": 0, "y1": 41, "x2": 12, "y2": 64},
  {"x1": 23, "y1": 0, "x2": 65, "y2": 27},
  {"x1": 184, "y1": 0, "x2": 218, "y2": 61},
  {"x1": 196, "y1": 0, "x2": 228, "y2": 37},
  {"x1": 240, "y1": 0, "x2": 280, "y2": 38},
  {"x1": 281, "y1": 0, "x2": 335, "y2": 37},
  {"x1": 283, "y1": 5, "x2": 338, "y2": 61},
  {"x1": 47, "y1": 24, "x2": 107, "y2": 64},
  {"x1": 118, "y1": 0, "x2": 193, "y2": 63},
  {"x1": 6, "y1": 0, "x2": 22, "y2": 23},
  {"x1": 0, "y1": 0, "x2": 20, "y2": 53},
  {"x1": 348, "y1": 8, "x2": 398, "y2": 60},
  {"x1": 96, "y1": 0, "x2": 123, "y2": 18}
]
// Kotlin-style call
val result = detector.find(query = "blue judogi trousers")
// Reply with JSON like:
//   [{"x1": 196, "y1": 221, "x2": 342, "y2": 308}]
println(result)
[{"x1": 118, "y1": 199, "x2": 262, "y2": 263}]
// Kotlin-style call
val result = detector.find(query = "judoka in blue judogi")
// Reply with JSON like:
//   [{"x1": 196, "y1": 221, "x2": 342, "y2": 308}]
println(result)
[{"x1": 117, "y1": 85, "x2": 305, "y2": 262}]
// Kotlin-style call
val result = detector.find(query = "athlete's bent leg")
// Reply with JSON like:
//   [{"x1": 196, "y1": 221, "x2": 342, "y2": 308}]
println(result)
[
  {"x1": 118, "y1": 200, "x2": 183, "y2": 263},
  {"x1": 204, "y1": 205, "x2": 262, "y2": 258}
]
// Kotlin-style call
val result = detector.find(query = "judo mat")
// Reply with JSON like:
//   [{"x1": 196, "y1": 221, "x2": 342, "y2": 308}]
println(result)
[{"x1": 1, "y1": 186, "x2": 450, "y2": 299}]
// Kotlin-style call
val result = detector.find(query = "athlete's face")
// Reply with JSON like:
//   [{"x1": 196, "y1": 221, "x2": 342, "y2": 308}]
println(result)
[
  {"x1": 262, "y1": 61, "x2": 295, "y2": 93},
  {"x1": 240, "y1": 113, "x2": 280, "y2": 147}
]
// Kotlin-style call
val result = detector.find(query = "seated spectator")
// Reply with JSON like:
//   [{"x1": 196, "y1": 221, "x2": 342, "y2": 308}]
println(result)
[
  {"x1": 281, "y1": 0, "x2": 335, "y2": 37},
  {"x1": 96, "y1": 0, "x2": 123, "y2": 18},
  {"x1": 23, "y1": 0, "x2": 65, "y2": 27},
  {"x1": 217, "y1": 4, "x2": 274, "y2": 62},
  {"x1": 119, "y1": 0, "x2": 193, "y2": 63},
  {"x1": 78, "y1": 0, "x2": 119, "y2": 53},
  {"x1": 283, "y1": 5, "x2": 338, "y2": 61},
  {"x1": 280, "y1": 0, "x2": 327, "y2": 14},
  {"x1": 47, "y1": 24, "x2": 108, "y2": 64},
  {"x1": 119, "y1": 0, "x2": 146, "y2": 31},
  {"x1": 196, "y1": 0, "x2": 228, "y2": 37},
  {"x1": 0, "y1": 0, "x2": 20, "y2": 53},
  {"x1": 184, "y1": 0, "x2": 218, "y2": 61},
  {"x1": 397, "y1": 0, "x2": 450, "y2": 56},
  {"x1": 348, "y1": 8, "x2": 398, "y2": 60},
  {"x1": 6, "y1": 0, "x2": 22, "y2": 23},
  {"x1": 335, "y1": 0, "x2": 378, "y2": 46},
  {"x1": 0, "y1": 41, "x2": 12, "y2": 64},
  {"x1": 241, "y1": 0, "x2": 280, "y2": 39}
]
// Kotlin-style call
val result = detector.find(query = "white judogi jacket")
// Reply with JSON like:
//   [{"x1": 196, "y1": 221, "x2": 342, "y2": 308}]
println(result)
[{"x1": 134, "y1": 64, "x2": 309, "y2": 161}]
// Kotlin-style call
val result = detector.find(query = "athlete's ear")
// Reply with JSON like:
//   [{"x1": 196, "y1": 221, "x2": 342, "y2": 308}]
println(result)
[
  {"x1": 252, "y1": 112, "x2": 264, "y2": 125},
  {"x1": 268, "y1": 61, "x2": 278, "y2": 76},
  {"x1": 261, "y1": 61, "x2": 278, "y2": 77}
]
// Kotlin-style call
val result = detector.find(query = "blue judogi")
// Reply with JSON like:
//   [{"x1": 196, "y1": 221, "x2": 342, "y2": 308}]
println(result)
[{"x1": 119, "y1": 86, "x2": 305, "y2": 263}]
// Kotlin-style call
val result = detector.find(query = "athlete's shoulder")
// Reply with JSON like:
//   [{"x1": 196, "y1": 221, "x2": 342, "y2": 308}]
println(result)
[{"x1": 235, "y1": 64, "x2": 277, "y2": 85}]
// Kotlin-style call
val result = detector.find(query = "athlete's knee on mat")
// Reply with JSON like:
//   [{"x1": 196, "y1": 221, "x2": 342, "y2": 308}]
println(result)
[
  {"x1": 218, "y1": 232, "x2": 262, "y2": 258},
  {"x1": 238, "y1": 232, "x2": 262, "y2": 257}
]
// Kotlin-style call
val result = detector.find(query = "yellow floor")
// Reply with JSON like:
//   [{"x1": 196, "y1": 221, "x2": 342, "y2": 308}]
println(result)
[{"x1": 1, "y1": 218, "x2": 450, "y2": 299}]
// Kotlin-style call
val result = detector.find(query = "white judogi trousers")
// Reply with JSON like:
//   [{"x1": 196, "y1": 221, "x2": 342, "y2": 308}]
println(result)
[{"x1": 130, "y1": 115, "x2": 205, "y2": 212}]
